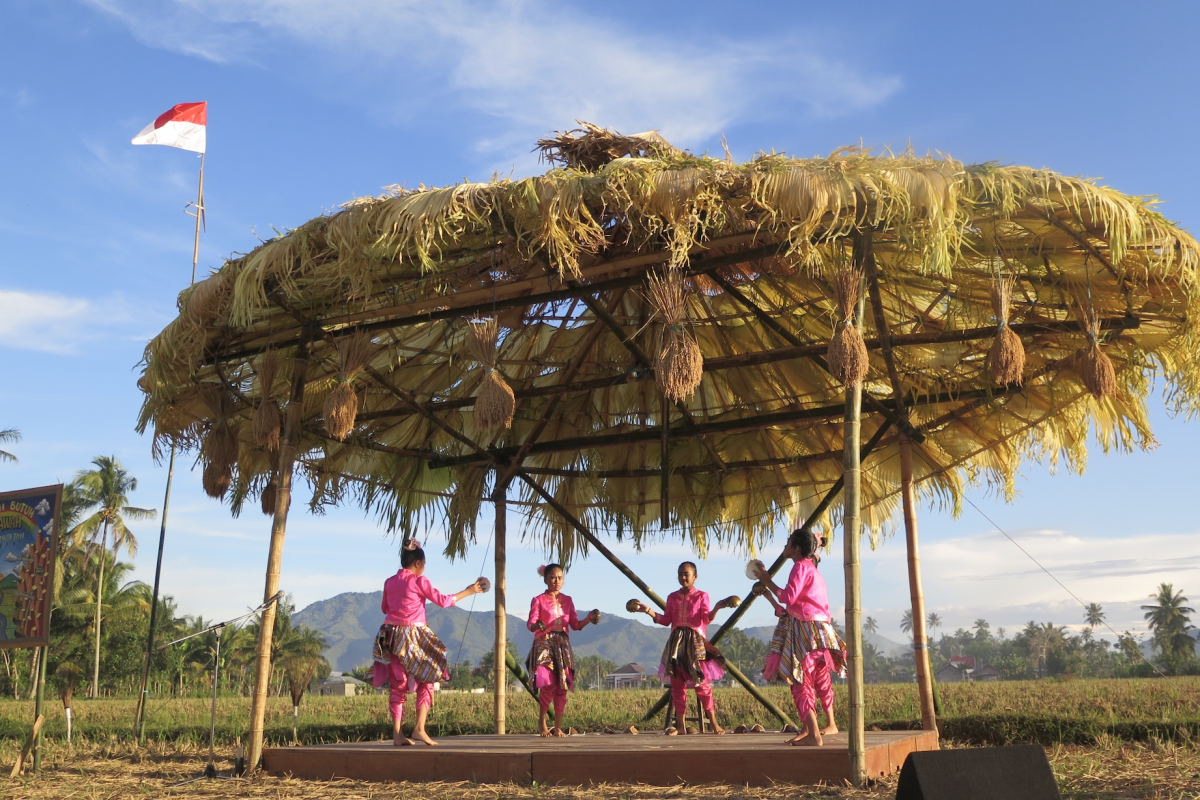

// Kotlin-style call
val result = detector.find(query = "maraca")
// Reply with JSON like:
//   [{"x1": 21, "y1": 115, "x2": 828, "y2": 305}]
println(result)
[{"x1": 625, "y1": 599, "x2": 642, "y2": 613}]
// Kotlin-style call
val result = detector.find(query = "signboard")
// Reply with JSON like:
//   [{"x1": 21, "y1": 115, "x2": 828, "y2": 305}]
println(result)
[{"x1": 0, "y1": 484, "x2": 60, "y2": 648}]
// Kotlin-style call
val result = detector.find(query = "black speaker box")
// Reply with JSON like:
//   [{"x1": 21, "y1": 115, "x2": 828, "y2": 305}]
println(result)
[{"x1": 896, "y1": 745, "x2": 1061, "y2": 800}]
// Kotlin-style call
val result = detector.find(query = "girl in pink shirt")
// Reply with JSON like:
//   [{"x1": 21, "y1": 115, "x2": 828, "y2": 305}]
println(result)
[
  {"x1": 755, "y1": 529, "x2": 846, "y2": 747},
  {"x1": 372, "y1": 539, "x2": 487, "y2": 746},
  {"x1": 632, "y1": 562, "x2": 736, "y2": 735},
  {"x1": 525, "y1": 563, "x2": 600, "y2": 737}
]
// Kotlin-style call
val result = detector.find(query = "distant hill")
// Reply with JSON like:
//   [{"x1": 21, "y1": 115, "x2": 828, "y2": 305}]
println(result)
[
  {"x1": 744, "y1": 623, "x2": 908, "y2": 657},
  {"x1": 295, "y1": 591, "x2": 669, "y2": 672}
]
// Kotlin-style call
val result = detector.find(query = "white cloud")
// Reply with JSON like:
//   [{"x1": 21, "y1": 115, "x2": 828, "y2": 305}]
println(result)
[
  {"x1": 83, "y1": 0, "x2": 901, "y2": 154},
  {"x1": 0, "y1": 288, "x2": 132, "y2": 354}
]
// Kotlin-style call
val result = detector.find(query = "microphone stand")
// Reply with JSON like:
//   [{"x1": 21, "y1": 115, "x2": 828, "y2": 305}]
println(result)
[{"x1": 164, "y1": 592, "x2": 283, "y2": 786}]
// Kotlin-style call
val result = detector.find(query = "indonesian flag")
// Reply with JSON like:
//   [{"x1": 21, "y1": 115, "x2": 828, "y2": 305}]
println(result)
[{"x1": 131, "y1": 102, "x2": 207, "y2": 153}]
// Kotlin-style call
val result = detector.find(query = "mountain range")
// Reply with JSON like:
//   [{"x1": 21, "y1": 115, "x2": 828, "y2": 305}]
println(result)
[{"x1": 294, "y1": 591, "x2": 911, "y2": 672}]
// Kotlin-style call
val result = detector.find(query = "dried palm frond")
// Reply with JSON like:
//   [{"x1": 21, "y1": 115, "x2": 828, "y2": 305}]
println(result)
[
  {"x1": 1077, "y1": 301, "x2": 1117, "y2": 399},
  {"x1": 465, "y1": 318, "x2": 515, "y2": 429},
  {"x1": 826, "y1": 268, "x2": 869, "y2": 386},
  {"x1": 538, "y1": 121, "x2": 681, "y2": 170},
  {"x1": 988, "y1": 277, "x2": 1026, "y2": 386},
  {"x1": 646, "y1": 270, "x2": 703, "y2": 402},
  {"x1": 323, "y1": 332, "x2": 375, "y2": 441},
  {"x1": 253, "y1": 351, "x2": 281, "y2": 451},
  {"x1": 183, "y1": 272, "x2": 230, "y2": 325}
]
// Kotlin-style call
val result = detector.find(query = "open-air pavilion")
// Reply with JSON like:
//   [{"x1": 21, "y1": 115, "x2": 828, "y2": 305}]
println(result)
[{"x1": 136, "y1": 124, "x2": 1200, "y2": 786}]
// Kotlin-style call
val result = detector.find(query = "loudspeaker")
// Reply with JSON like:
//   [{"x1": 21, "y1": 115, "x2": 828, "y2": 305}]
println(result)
[{"x1": 896, "y1": 745, "x2": 1061, "y2": 800}]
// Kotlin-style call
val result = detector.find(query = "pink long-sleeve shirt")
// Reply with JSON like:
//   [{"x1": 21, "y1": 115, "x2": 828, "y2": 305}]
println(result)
[
  {"x1": 650, "y1": 588, "x2": 711, "y2": 636},
  {"x1": 778, "y1": 558, "x2": 831, "y2": 622},
  {"x1": 381, "y1": 568, "x2": 457, "y2": 626},
  {"x1": 527, "y1": 592, "x2": 585, "y2": 639}
]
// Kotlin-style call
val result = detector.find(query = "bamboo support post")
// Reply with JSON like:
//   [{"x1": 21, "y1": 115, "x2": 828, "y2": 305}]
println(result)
[
  {"x1": 135, "y1": 444, "x2": 175, "y2": 742},
  {"x1": 862, "y1": 235, "x2": 939, "y2": 738},
  {"x1": 494, "y1": 484, "x2": 508, "y2": 736},
  {"x1": 843, "y1": 285, "x2": 867, "y2": 787},
  {"x1": 32, "y1": 644, "x2": 47, "y2": 771},
  {"x1": 248, "y1": 340, "x2": 310, "y2": 769}
]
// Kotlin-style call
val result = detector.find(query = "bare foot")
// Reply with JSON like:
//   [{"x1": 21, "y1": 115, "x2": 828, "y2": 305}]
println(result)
[
  {"x1": 538, "y1": 724, "x2": 552, "y2": 738},
  {"x1": 787, "y1": 731, "x2": 823, "y2": 747},
  {"x1": 552, "y1": 727, "x2": 568, "y2": 738},
  {"x1": 665, "y1": 727, "x2": 679, "y2": 736},
  {"x1": 394, "y1": 734, "x2": 417, "y2": 746},
  {"x1": 710, "y1": 724, "x2": 726, "y2": 735},
  {"x1": 413, "y1": 729, "x2": 439, "y2": 746},
  {"x1": 822, "y1": 723, "x2": 839, "y2": 735}
]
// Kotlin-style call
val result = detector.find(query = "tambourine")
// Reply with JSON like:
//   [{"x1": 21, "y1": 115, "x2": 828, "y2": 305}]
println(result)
[
  {"x1": 744, "y1": 559, "x2": 765, "y2": 580},
  {"x1": 625, "y1": 599, "x2": 641, "y2": 613},
  {"x1": 476, "y1": 576, "x2": 492, "y2": 593}
]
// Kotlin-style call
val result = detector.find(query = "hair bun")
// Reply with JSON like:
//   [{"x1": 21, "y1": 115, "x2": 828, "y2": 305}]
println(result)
[
  {"x1": 537, "y1": 564, "x2": 547, "y2": 577},
  {"x1": 404, "y1": 539, "x2": 421, "y2": 551}
]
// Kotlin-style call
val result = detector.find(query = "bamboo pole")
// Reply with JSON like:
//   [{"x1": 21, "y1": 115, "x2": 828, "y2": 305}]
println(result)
[
  {"x1": 135, "y1": 445, "x2": 175, "y2": 741},
  {"x1": 843, "y1": 287, "x2": 866, "y2": 787},
  {"x1": 248, "y1": 340, "x2": 310, "y2": 769},
  {"x1": 494, "y1": 483, "x2": 507, "y2": 736},
  {"x1": 32, "y1": 643, "x2": 46, "y2": 771},
  {"x1": 900, "y1": 436, "x2": 938, "y2": 734}
]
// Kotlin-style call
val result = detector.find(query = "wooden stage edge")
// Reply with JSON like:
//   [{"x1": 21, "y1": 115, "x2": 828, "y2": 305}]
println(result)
[{"x1": 263, "y1": 730, "x2": 939, "y2": 787}]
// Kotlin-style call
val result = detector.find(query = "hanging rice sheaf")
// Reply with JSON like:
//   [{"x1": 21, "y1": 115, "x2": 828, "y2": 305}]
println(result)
[
  {"x1": 202, "y1": 460, "x2": 233, "y2": 500},
  {"x1": 260, "y1": 474, "x2": 278, "y2": 516},
  {"x1": 988, "y1": 278, "x2": 1025, "y2": 386},
  {"x1": 197, "y1": 384, "x2": 240, "y2": 498},
  {"x1": 1077, "y1": 302, "x2": 1117, "y2": 399},
  {"x1": 647, "y1": 269, "x2": 703, "y2": 402},
  {"x1": 323, "y1": 332, "x2": 374, "y2": 441},
  {"x1": 466, "y1": 318, "x2": 515, "y2": 429},
  {"x1": 827, "y1": 268, "x2": 869, "y2": 386},
  {"x1": 253, "y1": 351, "x2": 281, "y2": 451}
]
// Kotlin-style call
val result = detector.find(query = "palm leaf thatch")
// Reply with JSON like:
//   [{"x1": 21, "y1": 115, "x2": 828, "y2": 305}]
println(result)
[{"x1": 135, "y1": 125, "x2": 1200, "y2": 560}]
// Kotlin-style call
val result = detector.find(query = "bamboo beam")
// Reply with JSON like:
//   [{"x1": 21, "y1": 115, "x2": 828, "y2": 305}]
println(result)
[
  {"x1": 350, "y1": 315, "x2": 1136, "y2": 422},
  {"x1": 843, "y1": 263, "x2": 866, "y2": 786},
  {"x1": 248, "y1": 337, "x2": 310, "y2": 770},
  {"x1": 862, "y1": 239, "x2": 939, "y2": 738}
]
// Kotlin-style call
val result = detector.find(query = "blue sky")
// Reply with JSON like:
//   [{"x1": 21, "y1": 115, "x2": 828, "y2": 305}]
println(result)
[{"x1": 2, "y1": 0, "x2": 1199, "y2": 645}]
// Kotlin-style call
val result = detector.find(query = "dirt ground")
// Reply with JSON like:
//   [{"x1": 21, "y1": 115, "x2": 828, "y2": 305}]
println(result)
[{"x1": 5, "y1": 738, "x2": 1200, "y2": 799}]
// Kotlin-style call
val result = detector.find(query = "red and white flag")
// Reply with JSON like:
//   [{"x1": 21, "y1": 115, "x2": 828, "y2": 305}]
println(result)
[{"x1": 131, "y1": 102, "x2": 207, "y2": 153}]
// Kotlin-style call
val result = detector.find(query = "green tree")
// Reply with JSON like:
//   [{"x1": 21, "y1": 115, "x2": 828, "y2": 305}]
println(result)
[
  {"x1": 973, "y1": 619, "x2": 990, "y2": 641},
  {"x1": 0, "y1": 428, "x2": 19, "y2": 463},
  {"x1": 864, "y1": 616, "x2": 879, "y2": 636},
  {"x1": 926, "y1": 613, "x2": 942, "y2": 639},
  {"x1": 1084, "y1": 602, "x2": 1106, "y2": 628},
  {"x1": 1142, "y1": 583, "x2": 1197, "y2": 668},
  {"x1": 575, "y1": 654, "x2": 619, "y2": 689},
  {"x1": 72, "y1": 456, "x2": 156, "y2": 698},
  {"x1": 900, "y1": 610, "x2": 913, "y2": 635}
]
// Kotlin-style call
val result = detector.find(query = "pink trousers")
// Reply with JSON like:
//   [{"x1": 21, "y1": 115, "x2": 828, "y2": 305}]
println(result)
[
  {"x1": 385, "y1": 655, "x2": 434, "y2": 722},
  {"x1": 670, "y1": 676, "x2": 715, "y2": 724},
  {"x1": 538, "y1": 682, "x2": 568, "y2": 718},
  {"x1": 788, "y1": 651, "x2": 834, "y2": 720}
]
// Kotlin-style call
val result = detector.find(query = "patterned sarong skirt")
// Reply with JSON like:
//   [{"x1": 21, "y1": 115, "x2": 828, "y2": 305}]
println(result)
[
  {"x1": 763, "y1": 615, "x2": 847, "y2": 685},
  {"x1": 525, "y1": 630, "x2": 576, "y2": 693},
  {"x1": 372, "y1": 623, "x2": 450, "y2": 686},
  {"x1": 658, "y1": 626, "x2": 726, "y2": 686}
]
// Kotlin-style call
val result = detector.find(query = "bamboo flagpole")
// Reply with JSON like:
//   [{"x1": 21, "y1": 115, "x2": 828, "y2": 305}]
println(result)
[
  {"x1": 248, "y1": 339, "x2": 310, "y2": 768},
  {"x1": 130, "y1": 103, "x2": 207, "y2": 737},
  {"x1": 493, "y1": 481, "x2": 508, "y2": 735}
]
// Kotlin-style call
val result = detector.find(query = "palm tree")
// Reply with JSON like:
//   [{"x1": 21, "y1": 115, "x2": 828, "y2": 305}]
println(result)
[
  {"x1": 280, "y1": 626, "x2": 329, "y2": 743},
  {"x1": 0, "y1": 428, "x2": 19, "y2": 463},
  {"x1": 1142, "y1": 583, "x2": 1197, "y2": 658},
  {"x1": 927, "y1": 613, "x2": 942, "y2": 640},
  {"x1": 72, "y1": 456, "x2": 156, "y2": 698},
  {"x1": 900, "y1": 610, "x2": 914, "y2": 634},
  {"x1": 973, "y1": 618, "x2": 990, "y2": 639},
  {"x1": 1084, "y1": 603, "x2": 1106, "y2": 629},
  {"x1": 864, "y1": 616, "x2": 879, "y2": 636}
]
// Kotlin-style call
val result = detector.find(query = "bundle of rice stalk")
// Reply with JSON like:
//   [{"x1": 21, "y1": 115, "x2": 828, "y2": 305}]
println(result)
[
  {"x1": 646, "y1": 269, "x2": 703, "y2": 403},
  {"x1": 826, "y1": 268, "x2": 869, "y2": 386},
  {"x1": 202, "y1": 461, "x2": 232, "y2": 500},
  {"x1": 988, "y1": 278, "x2": 1025, "y2": 386},
  {"x1": 323, "y1": 332, "x2": 375, "y2": 441},
  {"x1": 1077, "y1": 302, "x2": 1117, "y2": 399},
  {"x1": 465, "y1": 318, "x2": 515, "y2": 429},
  {"x1": 260, "y1": 474, "x2": 278, "y2": 516},
  {"x1": 253, "y1": 351, "x2": 281, "y2": 451}
]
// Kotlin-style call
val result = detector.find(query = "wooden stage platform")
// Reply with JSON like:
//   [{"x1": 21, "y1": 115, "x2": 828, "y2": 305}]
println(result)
[{"x1": 263, "y1": 730, "x2": 938, "y2": 787}]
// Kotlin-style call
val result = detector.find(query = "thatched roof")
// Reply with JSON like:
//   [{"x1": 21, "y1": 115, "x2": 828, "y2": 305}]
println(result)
[{"x1": 136, "y1": 124, "x2": 1200, "y2": 563}]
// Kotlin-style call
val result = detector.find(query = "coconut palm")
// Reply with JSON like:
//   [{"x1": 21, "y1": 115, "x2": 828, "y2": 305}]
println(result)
[
  {"x1": 973, "y1": 618, "x2": 990, "y2": 639},
  {"x1": 280, "y1": 626, "x2": 329, "y2": 743},
  {"x1": 864, "y1": 616, "x2": 879, "y2": 636},
  {"x1": 900, "y1": 610, "x2": 914, "y2": 634},
  {"x1": 927, "y1": 613, "x2": 942, "y2": 639},
  {"x1": 1142, "y1": 583, "x2": 1196, "y2": 658},
  {"x1": 1084, "y1": 603, "x2": 1106, "y2": 628},
  {"x1": 72, "y1": 456, "x2": 156, "y2": 698},
  {"x1": 0, "y1": 428, "x2": 19, "y2": 463}
]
